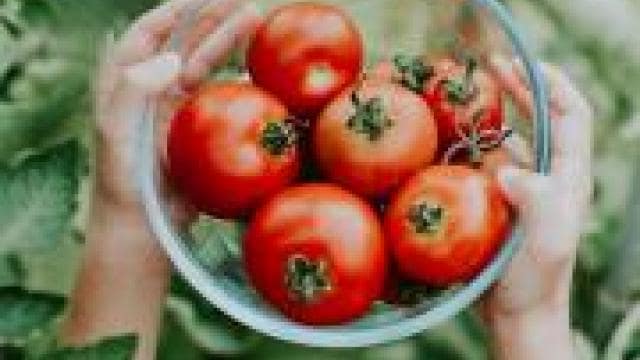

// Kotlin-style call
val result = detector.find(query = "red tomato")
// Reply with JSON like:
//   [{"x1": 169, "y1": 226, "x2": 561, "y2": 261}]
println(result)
[
  {"x1": 247, "y1": 3, "x2": 363, "y2": 117},
  {"x1": 423, "y1": 58, "x2": 504, "y2": 154},
  {"x1": 313, "y1": 82, "x2": 438, "y2": 198},
  {"x1": 244, "y1": 184, "x2": 387, "y2": 325},
  {"x1": 167, "y1": 82, "x2": 299, "y2": 218},
  {"x1": 384, "y1": 165, "x2": 510, "y2": 285}
]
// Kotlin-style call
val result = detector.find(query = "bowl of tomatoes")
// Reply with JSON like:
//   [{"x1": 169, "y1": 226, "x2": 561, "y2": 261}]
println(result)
[{"x1": 138, "y1": 0, "x2": 551, "y2": 347}]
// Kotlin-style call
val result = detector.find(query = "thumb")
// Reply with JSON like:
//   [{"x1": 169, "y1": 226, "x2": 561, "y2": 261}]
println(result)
[
  {"x1": 496, "y1": 166, "x2": 551, "y2": 210},
  {"x1": 124, "y1": 51, "x2": 182, "y2": 94}
]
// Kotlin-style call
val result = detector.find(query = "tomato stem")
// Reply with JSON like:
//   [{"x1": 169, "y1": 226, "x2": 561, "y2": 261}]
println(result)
[
  {"x1": 408, "y1": 203, "x2": 445, "y2": 234},
  {"x1": 262, "y1": 121, "x2": 297, "y2": 156},
  {"x1": 347, "y1": 92, "x2": 393, "y2": 141},
  {"x1": 443, "y1": 57, "x2": 478, "y2": 105},
  {"x1": 442, "y1": 126, "x2": 514, "y2": 166},
  {"x1": 393, "y1": 54, "x2": 434, "y2": 94},
  {"x1": 285, "y1": 255, "x2": 332, "y2": 303}
]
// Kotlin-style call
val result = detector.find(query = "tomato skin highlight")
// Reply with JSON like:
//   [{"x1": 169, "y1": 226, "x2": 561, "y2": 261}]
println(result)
[
  {"x1": 423, "y1": 58, "x2": 503, "y2": 154},
  {"x1": 384, "y1": 165, "x2": 510, "y2": 286},
  {"x1": 167, "y1": 82, "x2": 300, "y2": 219},
  {"x1": 313, "y1": 82, "x2": 438, "y2": 199},
  {"x1": 243, "y1": 184, "x2": 387, "y2": 325},
  {"x1": 247, "y1": 2, "x2": 363, "y2": 118}
]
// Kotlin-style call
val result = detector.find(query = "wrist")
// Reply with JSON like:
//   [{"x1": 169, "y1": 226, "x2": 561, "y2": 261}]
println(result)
[
  {"x1": 486, "y1": 302, "x2": 574, "y2": 360},
  {"x1": 86, "y1": 190, "x2": 168, "y2": 273},
  {"x1": 92, "y1": 186, "x2": 148, "y2": 224}
]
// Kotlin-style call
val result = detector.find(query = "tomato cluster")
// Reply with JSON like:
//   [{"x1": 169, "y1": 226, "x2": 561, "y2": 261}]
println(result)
[{"x1": 167, "y1": 3, "x2": 512, "y2": 325}]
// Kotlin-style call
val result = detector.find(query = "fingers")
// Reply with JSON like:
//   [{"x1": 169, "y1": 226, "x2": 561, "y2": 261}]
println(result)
[
  {"x1": 97, "y1": 31, "x2": 120, "y2": 121},
  {"x1": 112, "y1": 0, "x2": 261, "y2": 91},
  {"x1": 497, "y1": 166, "x2": 579, "y2": 263},
  {"x1": 181, "y1": 0, "x2": 242, "y2": 56},
  {"x1": 489, "y1": 58, "x2": 592, "y2": 182},
  {"x1": 98, "y1": 51, "x2": 182, "y2": 146},
  {"x1": 116, "y1": 0, "x2": 200, "y2": 65},
  {"x1": 125, "y1": 52, "x2": 183, "y2": 93},
  {"x1": 502, "y1": 133, "x2": 534, "y2": 169},
  {"x1": 540, "y1": 63, "x2": 593, "y2": 157},
  {"x1": 496, "y1": 166, "x2": 547, "y2": 208},
  {"x1": 539, "y1": 63, "x2": 589, "y2": 119},
  {"x1": 539, "y1": 64, "x2": 593, "y2": 198},
  {"x1": 487, "y1": 57, "x2": 564, "y2": 120},
  {"x1": 182, "y1": 1, "x2": 261, "y2": 86},
  {"x1": 488, "y1": 56, "x2": 534, "y2": 119}
]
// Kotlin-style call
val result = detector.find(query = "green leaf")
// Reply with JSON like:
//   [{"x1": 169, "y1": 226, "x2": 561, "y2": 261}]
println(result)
[
  {"x1": 419, "y1": 311, "x2": 488, "y2": 360},
  {"x1": 0, "y1": 141, "x2": 82, "y2": 254},
  {"x1": 0, "y1": 287, "x2": 65, "y2": 339},
  {"x1": 168, "y1": 275, "x2": 261, "y2": 356},
  {"x1": 573, "y1": 331, "x2": 597, "y2": 360},
  {"x1": 166, "y1": 296, "x2": 255, "y2": 356},
  {"x1": 0, "y1": 0, "x2": 92, "y2": 162},
  {"x1": 0, "y1": 345, "x2": 25, "y2": 360},
  {"x1": 188, "y1": 215, "x2": 244, "y2": 278},
  {"x1": 605, "y1": 304, "x2": 640, "y2": 360},
  {"x1": 0, "y1": 254, "x2": 25, "y2": 287},
  {"x1": 156, "y1": 311, "x2": 206, "y2": 360},
  {"x1": 0, "y1": 60, "x2": 88, "y2": 163},
  {"x1": 246, "y1": 339, "x2": 357, "y2": 360},
  {"x1": 42, "y1": 334, "x2": 138, "y2": 360},
  {"x1": 20, "y1": 234, "x2": 83, "y2": 296}
]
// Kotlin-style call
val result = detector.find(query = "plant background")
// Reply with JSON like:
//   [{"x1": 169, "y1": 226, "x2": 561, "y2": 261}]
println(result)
[{"x1": 1, "y1": 0, "x2": 640, "y2": 358}]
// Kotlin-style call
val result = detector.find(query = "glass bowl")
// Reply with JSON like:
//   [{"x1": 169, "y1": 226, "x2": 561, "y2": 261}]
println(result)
[{"x1": 137, "y1": 0, "x2": 551, "y2": 348}]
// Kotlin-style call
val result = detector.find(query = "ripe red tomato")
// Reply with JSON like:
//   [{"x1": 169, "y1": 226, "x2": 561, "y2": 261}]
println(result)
[
  {"x1": 422, "y1": 58, "x2": 504, "y2": 154},
  {"x1": 384, "y1": 165, "x2": 510, "y2": 285},
  {"x1": 247, "y1": 3, "x2": 363, "y2": 117},
  {"x1": 167, "y1": 82, "x2": 299, "y2": 218},
  {"x1": 243, "y1": 184, "x2": 387, "y2": 325},
  {"x1": 313, "y1": 81, "x2": 438, "y2": 199}
]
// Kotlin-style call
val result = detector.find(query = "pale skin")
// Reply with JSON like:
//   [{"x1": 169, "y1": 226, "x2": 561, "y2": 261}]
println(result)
[{"x1": 61, "y1": 1, "x2": 593, "y2": 359}]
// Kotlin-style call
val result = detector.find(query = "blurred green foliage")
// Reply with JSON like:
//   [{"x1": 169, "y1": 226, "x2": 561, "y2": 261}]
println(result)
[{"x1": 1, "y1": 0, "x2": 640, "y2": 358}]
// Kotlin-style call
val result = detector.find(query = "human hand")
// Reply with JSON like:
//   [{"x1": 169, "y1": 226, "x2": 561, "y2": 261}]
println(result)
[
  {"x1": 96, "y1": 0, "x2": 260, "y2": 211},
  {"x1": 481, "y1": 59, "x2": 593, "y2": 359},
  {"x1": 64, "y1": 2, "x2": 260, "y2": 359}
]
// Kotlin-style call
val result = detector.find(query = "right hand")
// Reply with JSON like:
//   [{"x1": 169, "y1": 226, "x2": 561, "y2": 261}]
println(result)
[{"x1": 481, "y1": 59, "x2": 593, "y2": 360}]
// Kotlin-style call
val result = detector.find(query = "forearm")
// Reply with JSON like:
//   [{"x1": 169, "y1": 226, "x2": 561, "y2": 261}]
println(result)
[
  {"x1": 486, "y1": 304, "x2": 574, "y2": 360},
  {"x1": 62, "y1": 195, "x2": 170, "y2": 360}
]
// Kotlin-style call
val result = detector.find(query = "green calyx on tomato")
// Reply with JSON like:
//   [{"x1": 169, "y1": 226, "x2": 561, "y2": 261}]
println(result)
[
  {"x1": 407, "y1": 202, "x2": 445, "y2": 234},
  {"x1": 443, "y1": 57, "x2": 478, "y2": 105},
  {"x1": 347, "y1": 92, "x2": 393, "y2": 141},
  {"x1": 443, "y1": 109, "x2": 513, "y2": 165},
  {"x1": 443, "y1": 78, "x2": 473, "y2": 104},
  {"x1": 393, "y1": 54, "x2": 434, "y2": 94},
  {"x1": 285, "y1": 255, "x2": 332, "y2": 303},
  {"x1": 261, "y1": 121, "x2": 297, "y2": 156}
]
